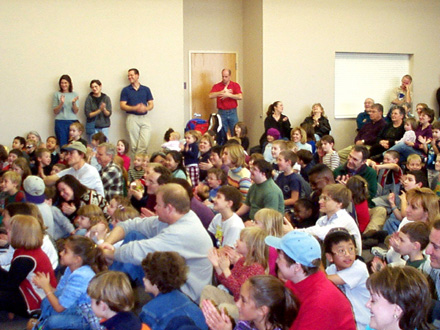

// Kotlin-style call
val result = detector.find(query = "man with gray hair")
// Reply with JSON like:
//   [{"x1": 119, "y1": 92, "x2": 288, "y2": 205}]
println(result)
[{"x1": 96, "y1": 142, "x2": 123, "y2": 200}]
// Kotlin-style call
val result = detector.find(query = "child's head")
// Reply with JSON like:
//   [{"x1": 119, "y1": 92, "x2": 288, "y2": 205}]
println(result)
[
  {"x1": 7, "y1": 149, "x2": 23, "y2": 165},
  {"x1": 402, "y1": 170, "x2": 428, "y2": 191},
  {"x1": 383, "y1": 150, "x2": 400, "y2": 164},
  {"x1": 107, "y1": 195, "x2": 131, "y2": 217},
  {"x1": 69, "y1": 122, "x2": 84, "y2": 140},
  {"x1": 405, "y1": 187, "x2": 439, "y2": 223},
  {"x1": 290, "y1": 127, "x2": 306, "y2": 144},
  {"x1": 88, "y1": 271, "x2": 134, "y2": 317},
  {"x1": 12, "y1": 136, "x2": 26, "y2": 150},
  {"x1": 320, "y1": 184, "x2": 352, "y2": 214},
  {"x1": 132, "y1": 153, "x2": 143, "y2": 169},
  {"x1": 286, "y1": 141, "x2": 297, "y2": 153},
  {"x1": 237, "y1": 227, "x2": 268, "y2": 269},
  {"x1": 320, "y1": 135, "x2": 335, "y2": 154},
  {"x1": 165, "y1": 150, "x2": 185, "y2": 172},
  {"x1": 1, "y1": 171, "x2": 21, "y2": 194},
  {"x1": 51, "y1": 163, "x2": 67, "y2": 175},
  {"x1": 253, "y1": 208, "x2": 284, "y2": 237},
  {"x1": 296, "y1": 149, "x2": 313, "y2": 166},
  {"x1": 432, "y1": 121, "x2": 440, "y2": 140},
  {"x1": 169, "y1": 131, "x2": 181, "y2": 141},
  {"x1": 141, "y1": 251, "x2": 188, "y2": 296},
  {"x1": 234, "y1": 122, "x2": 247, "y2": 138},
  {"x1": 116, "y1": 139, "x2": 129, "y2": 155},
  {"x1": 12, "y1": 157, "x2": 31, "y2": 180},
  {"x1": 346, "y1": 175, "x2": 369, "y2": 205},
  {"x1": 214, "y1": 185, "x2": 242, "y2": 212},
  {"x1": 277, "y1": 150, "x2": 297, "y2": 172},
  {"x1": 91, "y1": 132, "x2": 107, "y2": 147},
  {"x1": 293, "y1": 198, "x2": 315, "y2": 222},
  {"x1": 77, "y1": 204, "x2": 106, "y2": 230},
  {"x1": 300, "y1": 123, "x2": 315, "y2": 142},
  {"x1": 206, "y1": 168, "x2": 227, "y2": 189},
  {"x1": 404, "y1": 117, "x2": 418, "y2": 131},
  {"x1": 238, "y1": 275, "x2": 299, "y2": 329},
  {"x1": 46, "y1": 136, "x2": 58, "y2": 152},
  {"x1": 315, "y1": 140, "x2": 325, "y2": 158},
  {"x1": 25, "y1": 139, "x2": 36, "y2": 154},
  {"x1": 406, "y1": 154, "x2": 423, "y2": 171},
  {"x1": 112, "y1": 206, "x2": 139, "y2": 225},
  {"x1": 61, "y1": 236, "x2": 107, "y2": 273},
  {"x1": 395, "y1": 222, "x2": 430, "y2": 256},
  {"x1": 35, "y1": 148, "x2": 52, "y2": 167},
  {"x1": 324, "y1": 228, "x2": 356, "y2": 271},
  {"x1": 9, "y1": 215, "x2": 43, "y2": 250},
  {"x1": 271, "y1": 140, "x2": 287, "y2": 159},
  {"x1": 184, "y1": 130, "x2": 199, "y2": 144},
  {"x1": 266, "y1": 128, "x2": 280, "y2": 142}
]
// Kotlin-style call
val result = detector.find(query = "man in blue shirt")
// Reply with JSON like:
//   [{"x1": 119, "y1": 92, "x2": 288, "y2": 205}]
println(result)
[{"x1": 120, "y1": 68, "x2": 154, "y2": 154}]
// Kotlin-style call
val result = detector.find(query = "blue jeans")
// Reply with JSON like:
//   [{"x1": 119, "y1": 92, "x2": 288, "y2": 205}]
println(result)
[
  {"x1": 218, "y1": 108, "x2": 238, "y2": 145},
  {"x1": 38, "y1": 299, "x2": 92, "y2": 330},
  {"x1": 387, "y1": 142, "x2": 423, "y2": 163},
  {"x1": 55, "y1": 119, "x2": 77, "y2": 147},
  {"x1": 86, "y1": 127, "x2": 109, "y2": 143},
  {"x1": 383, "y1": 213, "x2": 400, "y2": 235}
]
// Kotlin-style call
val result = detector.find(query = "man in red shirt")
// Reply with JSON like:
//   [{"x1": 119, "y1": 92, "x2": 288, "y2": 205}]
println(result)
[
  {"x1": 265, "y1": 231, "x2": 356, "y2": 330},
  {"x1": 209, "y1": 69, "x2": 242, "y2": 144}
]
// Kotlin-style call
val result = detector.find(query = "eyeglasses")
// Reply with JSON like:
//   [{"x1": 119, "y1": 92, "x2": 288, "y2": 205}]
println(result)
[
  {"x1": 332, "y1": 246, "x2": 356, "y2": 257},
  {"x1": 319, "y1": 195, "x2": 333, "y2": 202}
]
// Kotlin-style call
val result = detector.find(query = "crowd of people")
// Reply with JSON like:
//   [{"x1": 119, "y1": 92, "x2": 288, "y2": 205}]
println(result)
[{"x1": 0, "y1": 72, "x2": 440, "y2": 330}]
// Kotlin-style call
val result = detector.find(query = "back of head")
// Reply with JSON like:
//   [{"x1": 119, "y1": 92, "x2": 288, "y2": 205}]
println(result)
[
  {"x1": 253, "y1": 208, "x2": 284, "y2": 237},
  {"x1": 10, "y1": 215, "x2": 43, "y2": 250},
  {"x1": 346, "y1": 175, "x2": 369, "y2": 204},
  {"x1": 87, "y1": 271, "x2": 134, "y2": 312},
  {"x1": 157, "y1": 183, "x2": 190, "y2": 214},
  {"x1": 296, "y1": 149, "x2": 313, "y2": 164},
  {"x1": 65, "y1": 236, "x2": 107, "y2": 273},
  {"x1": 141, "y1": 251, "x2": 188, "y2": 294},
  {"x1": 247, "y1": 275, "x2": 299, "y2": 330}
]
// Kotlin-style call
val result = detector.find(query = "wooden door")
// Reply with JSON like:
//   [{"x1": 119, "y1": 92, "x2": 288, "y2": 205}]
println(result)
[{"x1": 190, "y1": 52, "x2": 237, "y2": 120}]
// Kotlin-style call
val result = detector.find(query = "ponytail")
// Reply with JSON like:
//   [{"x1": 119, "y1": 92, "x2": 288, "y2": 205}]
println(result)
[
  {"x1": 65, "y1": 236, "x2": 108, "y2": 273},
  {"x1": 266, "y1": 101, "x2": 281, "y2": 117}
]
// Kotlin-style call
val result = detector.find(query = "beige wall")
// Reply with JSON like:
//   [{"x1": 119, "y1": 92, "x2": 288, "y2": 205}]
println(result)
[
  {"x1": 0, "y1": 0, "x2": 184, "y2": 152},
  {"x1": 262, "y1": 0, "x2": 440, "y2": 149}
]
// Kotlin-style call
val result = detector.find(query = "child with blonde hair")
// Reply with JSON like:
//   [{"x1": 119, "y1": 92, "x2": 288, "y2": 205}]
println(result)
[
  {"x1": 76, "y1": 204, "x2": 108, "y2": 240},
  {"x1": 128, "y1": 153, "x2": 146, "y2": 183},
  {"x1": 182, "y1": 130, "x2": 200, "y2": 186}
]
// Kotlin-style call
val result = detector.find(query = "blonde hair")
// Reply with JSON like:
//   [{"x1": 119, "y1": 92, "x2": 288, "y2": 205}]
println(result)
[
  {"x1": 240, "y1": 227, "x2": 268, "y2": 269},
  {"x1": 272, "y1": 140, "x2": 287, "y2": 150},
  {"x1": 10, "y1": 215, "x2": 43, "y2": 249},
  {"x1": 185, "y1": 130, "x2": 200, "y2": 142},
  {"x1": 291, "y1": 127, "x2": 307, "y2": 144},
  {"x1": 77, "y1": 205, "x2": 107, "y2": 228},
  {"x1": 112, "y1": 206, "x2": 139, "y2": 224},
  {"x1": 311, "y1": 103, "x2": 326, "y2": 117},
  {"x1": 223, "y1": 144, "x2": 246, "y2": 168},
  {"x1": 70, "y1": 121, "x2": 84, "y2": 133},
  {"x1": 407, "y1": 154, "x2": 422, "y2": 164},
  {"x1": 201, "y1": 134, "x2": 214, "y2": 148},
  {"x1": 87, "y1": 271, "x2": 134, "y2": 312},
  {"x1": 2, "y1": 170, "x2": 21, "y2": 187},
  {"x1": 170, "y1": 131, "x2": 181, "y2": 140},
  {"x1": 254, "y1": 209, "x2": 284, "y2": 237},
  {"x1": 406, "y1": 188, "x2": 439, "y2": 223}
]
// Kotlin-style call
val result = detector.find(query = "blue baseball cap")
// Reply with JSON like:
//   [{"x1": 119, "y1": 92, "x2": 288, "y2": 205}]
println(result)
[{"x1": 265, "y1": 231, "x2": 321, "y2": 267}]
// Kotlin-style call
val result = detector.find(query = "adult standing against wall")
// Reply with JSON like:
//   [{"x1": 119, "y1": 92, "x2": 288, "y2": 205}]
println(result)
[
  {"x1": 209, "y1": 69, "x2": 242, "y2": 144},
  {"x1": 84, "y1": 80, "x2": 112, "y2": 142},
  {"x1": 259, "y1": 101, "x2": 291, "y2": 146},
  {"x1": 52, "y1": 74, "x2": 79, "y2": 147},
  {"x1": 120, "y1": 68, "x2": 154, "y2": 155}
]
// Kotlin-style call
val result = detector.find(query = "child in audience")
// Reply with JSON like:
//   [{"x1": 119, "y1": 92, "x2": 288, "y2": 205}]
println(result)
[
  {"x1": 275, "y1": 150, "x2": 303, "y2": 210},
  {"x1": 290, "y1": 126, "x2": 312, "y2": 152},
  {"x1": 32, "y1": 236, "x2": 107, "y2": 330},
  {"x1": 292, "y1": 198, "x2": 318, "y2": 228},
  {"x1": 424, "y1": 121, "x2": 440, "y2": 186},
  {"x1": 432, "y1": 154, "x2": 440, "y2": 196},
  {"x1": 371, "y1": 150, "x2": 402, "y2": 197},
  {"x1": 296, "y1": 149, "x2": 314, "y2": 181},
  {"x1": 165, "y1": 150, "x2": 187, "y2": 179},
  {"x1": 406, "y1": 153, "x2": 423, "y2": 172},
  {"x1": 300, "y1": 122, "x2": 316, "y2": 153},
  {"x1": 263, "y1": 128, "x2": 280, "y2": 163},
  {"x1": 200, "y1": 168, "x2": 228, "y2": 206},
  {"x1": 107, "y1": 195, "x2": 131, "y2": 218},
  {"x1": 2, "y1": 149, "x2": 23, "y2": 172},
  {"x1": 11, "y1": 157, "x2": 31, "y2": 188},
  {"x1": 128, "y1": 153, "x2": 146, "y2": 183},
  {"x1": 208, "y1": 185, "x2": 244, "y2": 248},
  {"x1": 395, "y1": 117, "x2": 417, "y2": 146},
  {"x1": 393, "y1": 222, "x2": 429, "y2": 269},
  {"x1": 51, "y1": 163, "x2": 67, "y2": 175},
  {"x1": 76, "y1": 204, "x2": 108, "y2": 238},
  {"x1": 202, "y1": 227, "x2": 267, "y2": 319},
  {"x1": 88, "y1": 271, "x2": 146, "y2": 330},
  {"x1": 69, "y1": 122, "x2": 87, "y2": 147},
  {"x1": 117, "y1": 139, "x2": 131, "y2": 171},
  {"x1": 346, "y1": 175, "x2": 370, "y2": 233},
  {"x1": 253, "y1": 208, "x2": 284, "y2": 276},
  {"x1": 233, "y1": 121, "x2": 249, "y2": 151},
  {"x1": 35, "y1": 147, "x2": 53, "y2": 176},
  {"x1": 0, "y1": 171, "x2": 25, "y2": 209},
  {"x1": 46, "y1": 136, "x2": 60, "y2": 166},
  {"x1": 44, "y1": 186, "x2": 75, "y2": 240},
  {"x1": 321, "y1": 135, "x2": 340, "y2": 170},
  {"x1": 140, "y1": 251, "x2": 207, "y2": 330},
  {"x1": 182, "y1": 130, "x2": 200, "y2": 186},
  {"x1": 111, "y1": 205, "x2": 139, "y2": 226},
  {"x1": 161, "y1": 130, "x2": 181, "y2": 152},
  {"x1": 12, "y1": 136, "x2": 26, "y2": 153},
  {"x1": 324, "y1": 229, "x2": 370, "y2": 330}
]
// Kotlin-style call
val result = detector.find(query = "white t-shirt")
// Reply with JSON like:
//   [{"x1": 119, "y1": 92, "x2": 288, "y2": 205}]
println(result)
[
  {"x1": 58, "y1": 162, "x2": 104, "y2": 196},
  {"x1": 208, "y1": 213, "x2": 244, "y2": 248}
]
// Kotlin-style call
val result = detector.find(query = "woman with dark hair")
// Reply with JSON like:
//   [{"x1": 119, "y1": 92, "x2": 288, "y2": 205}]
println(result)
[
  {"x1": 53, "y1": 74, "x2": 79, "y2": 146},
  {"x1": 55, "y1": 174, "x2": 109, "y2": 221},
  {"x1": 198, "y1": 134, "x2": 213, "y2": 181},
  {"x1": 301, "y1": 103, "x2": 331, "y2": 139},
  {"x1": 259, "y1": 101, "x2": 291, "y2": 146},
  {"x1": 366, "y1": 266, "x2": 430, "y2": 330},
  {"x1": 84, "y1": 79, "x2": 112, "y2": 142}
]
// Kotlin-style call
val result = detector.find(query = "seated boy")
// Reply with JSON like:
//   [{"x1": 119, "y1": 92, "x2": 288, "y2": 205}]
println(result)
[
  {"x1": 2, "y1": 149, "x2": 23, "y2": 172},
  {"x1": 370, "y1": 150, "x2": 402, "y2": 197},
  {"x1": 208, "y1": 185, "x2": 244, "y2": 248},
  {"x1": 324, "y1": 229, "x2": 370, "y2": 330},
  {"x1": 34, "y1": 147, "x2": 53, "y2": 176},
  {"x1": 321, "y1": 135, "x2": 340, "y2": 171},
  {"x1": 128, "y1": 152, "x2": 146, "y2": 183},
  {"x1": 292, "y1": 198, "x2": 319, "y2": 229},
  {"x1": 46, "y1": 136, "x2": 60, "y2": 166},
  {"x1": 296, "y1": 149, "x2": 314, "y2": 181},
  {"x1": 270, "y1": 140, "x2": 287, "y2": 176},
  {"x1": 69, "y1": 122, "x2": 87, "y2": 147},
  {"x1": 0, "y1": 170, "x2": 25, "y2": 207},
  {"x1": 425, "y1": 121, "x2": 440, "y2": 186},
  {"x1": 395, "y1": 222, "x2": 430, "y2": 269},
  {"x1": 275, "y1": 150, "x2": 302, "y2": 211},
  {"x1": 406, "y1": 153, "x2": 424, "y2": 172},
  {"x1": 140, "y1": 251, "x2": 207, "y2": 330},
  {"x1": 88, "y1": 270, "x2": 147, "y2": 330},
  {"x1": 202, "y1": 168, "x2": 227, "y2": 207}
]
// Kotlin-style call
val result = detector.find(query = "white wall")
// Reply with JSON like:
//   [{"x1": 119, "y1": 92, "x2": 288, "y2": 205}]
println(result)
[
  {"x1": 0, "y1": 0, "x2": 184, "y2": 152},
  {"x1": 262, "y1": 0, "x2": 440, "y2": 148}
]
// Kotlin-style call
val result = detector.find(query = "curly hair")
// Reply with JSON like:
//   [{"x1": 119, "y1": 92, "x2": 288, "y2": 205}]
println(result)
[{"x1": 141, "y1": 251, "x2": 188, "y2": 294}]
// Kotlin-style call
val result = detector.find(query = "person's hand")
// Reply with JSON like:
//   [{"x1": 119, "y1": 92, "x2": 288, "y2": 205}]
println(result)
[
  {"x1": 418, "y1": 136, "x2": 427, "y2": 145},
  {"x1": 201, "y1": 300, "x2": 233, "y2": 330},
  {"x1": 389, "y1": 232, "x2": 400, "y2": 250},
  {"x1": 207, "y1": 248, "x2": 220, "y2": 268},
  {"x1": 60, "y1": 94, "x2": 65, "y2": 104},
  {"x1": 355, "y1": 140, "x2": 364, "y2": 146},
  {"x1": 89, "y1": 223, "x2": 108, "y2": 241},
  {"x1": 199, "y1": 161, "x2": 213, "y2": 171},
  {"x1": 61, "y1": 202, "x2": 76, "y2": 216},
  {"x1": 388, "y1": 192, "x2": 396, "y2": 207},
  {"x1": 102, "y1": 248, "x2": 115, "y2": 265},
  {"x1": 336, "y1": 174, "x2": 350, "y2": 185},
  {"x1": 371, "y1": 256, "x2": 386, "y2": 273},
  {"x1": 400, "y1": 191, "x2": 406, "y2": 203},
  {"x1": 141, "y1": 207, "x2": 155, "y2": 218},
  {"x1": 72, "y1": 96, "x2": 79, "y2": 103},
  {"x1": 222, "y1": 246, "x2": 241, "y2": 265},
  {"x1": 32, "y1": 272, "x2": 51, "y2": 290},
  {"x1": 218, "y1": 253, "x2": 231, "y2": 273},
  {"x1": 282, "y1": 116, "x2": 289, "y2": 122},
  {"x1": 99, "y1": 241, "x2": 115, "y2": 251},
  {"x1": 100, "y1": 102, "x2": 106, "y2": 110},
  {"x1": 404, "y1": 140, "x2": 413, "y2": 146}
]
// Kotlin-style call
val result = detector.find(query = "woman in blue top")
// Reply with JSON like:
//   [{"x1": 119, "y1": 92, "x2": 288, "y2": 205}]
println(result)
[{"x1": 53, "y1": 75, "x2": 79, "y2": 147}]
